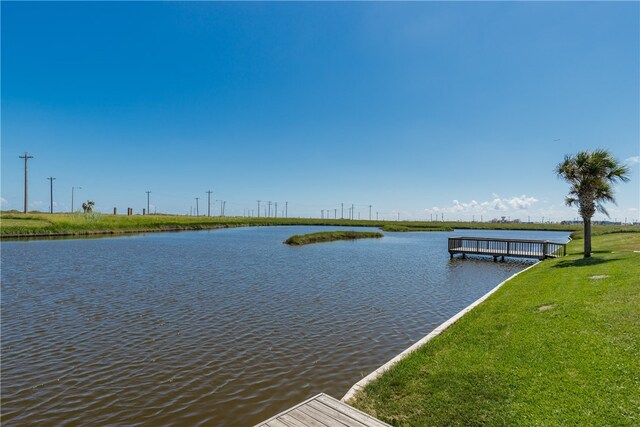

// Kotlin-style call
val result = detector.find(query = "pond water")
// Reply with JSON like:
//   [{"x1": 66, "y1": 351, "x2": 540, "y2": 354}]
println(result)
[{"x1": 1, "y1": 227, "x2": 570, "y2": 425}]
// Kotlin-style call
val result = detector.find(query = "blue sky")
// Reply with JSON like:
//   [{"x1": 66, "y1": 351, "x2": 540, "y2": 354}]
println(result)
[{"x1": 2, "y1": 2, "x2": 639, "y2": 221}]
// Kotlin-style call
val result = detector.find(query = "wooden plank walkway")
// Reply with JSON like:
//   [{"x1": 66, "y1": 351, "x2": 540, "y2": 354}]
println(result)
[
  {"x1": 255, "y1": 393, "x2": 391, "y2": 427},
  {"x1": 448, "y1": 236, "x2": 566, "y2": 261}
]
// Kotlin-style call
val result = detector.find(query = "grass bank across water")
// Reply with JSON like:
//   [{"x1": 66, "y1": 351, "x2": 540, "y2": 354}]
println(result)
[
  {"x1": 2, "y1": 211, "x2": 637, "y2": 240},
  {"x1": 349, "y1": 232, "x2": 640, "y2": 426},
  {"x1": 284, "y1": 231, "x2": 383, "y2": 246}
]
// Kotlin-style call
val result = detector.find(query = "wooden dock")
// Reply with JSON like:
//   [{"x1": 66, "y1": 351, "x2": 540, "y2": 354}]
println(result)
[
  {"x1": 448, "y1": 236, "x2": 566, "y2": 261},
  {"x1": 255, "y1": 393, "x2": 391, "y2": 427}
]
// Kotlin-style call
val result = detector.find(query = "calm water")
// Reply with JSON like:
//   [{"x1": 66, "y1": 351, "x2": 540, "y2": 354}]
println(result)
[{"x1": 1, "y1": 227, "x2": 569, "y2": 425}]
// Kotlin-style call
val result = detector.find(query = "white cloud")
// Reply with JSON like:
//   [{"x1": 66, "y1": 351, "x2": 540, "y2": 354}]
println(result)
[
  {"x1": 505, "y1": 195, "x2": 538, "y2": 209},
  {"x1": 425, "y1": 194, "x2": 538, "y2": 215},
  {"x1": 625, "y1": 156, "x2": 640, "y2": 165},
  {"x1": 0, "y1": 197, "x2": 7, "y2": 208}
]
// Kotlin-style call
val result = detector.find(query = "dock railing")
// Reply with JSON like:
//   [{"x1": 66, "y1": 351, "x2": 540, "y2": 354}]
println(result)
[{"x1": 448, "y1": 237, "x2": 566, "y2": 260}]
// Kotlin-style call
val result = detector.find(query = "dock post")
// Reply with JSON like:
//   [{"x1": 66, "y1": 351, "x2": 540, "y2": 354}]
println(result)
[
  {"x1": 113, "y1": 207, "x2": 117, "y2": 215},
  {"x1": 143, "y1": 208, "x2": 146, "y2": 215},
  {"x1": 493, "y1": 256, "x2": 498, "y2": 262}
]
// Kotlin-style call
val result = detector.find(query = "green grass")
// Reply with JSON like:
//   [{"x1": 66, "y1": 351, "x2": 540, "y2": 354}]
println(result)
[
  {"x1": 2, "y1": 211, "x2": 638, "y2": 239},
  {"x1": 284, "y1": 230, "x2": 383, "y2": 245},
  {"x1": 349, "y1": 232, "x2": 640, "y2": 426},
  {"x1": 381, "y1": 224, "x2": 454, "y2": 232}
]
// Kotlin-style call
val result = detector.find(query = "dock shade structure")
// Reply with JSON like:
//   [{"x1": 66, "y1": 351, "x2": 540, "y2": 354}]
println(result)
[{"x1": 448, "y1": 237, "x2": 566, "y2": 261}]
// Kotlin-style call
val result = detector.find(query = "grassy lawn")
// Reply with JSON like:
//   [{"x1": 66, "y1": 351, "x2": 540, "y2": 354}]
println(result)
[
  {"x1": 349, "y1": 232, "x2": 640, "y2": 426},
  {"x1": 284, "y1": 230, "x2": 383, "y2": 245}
]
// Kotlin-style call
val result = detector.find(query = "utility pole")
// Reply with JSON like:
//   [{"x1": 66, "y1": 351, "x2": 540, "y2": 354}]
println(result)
[
  {"x1": 195, "y1": 197, "x2": 199, "y2": 216},
  {"x1": 334, "y1": 208, "x2": 337, "y2": 219},
  {"x1": 376, "y1": 212, "x2": 379, "y2": 221},
  {"x1": 368, "y1": 205, "x2": 372, "y2": 221},
  {"x1": 71, "y1": 186, "x2": 82, "y2": 212},
  {"x1": 146, "y1": 191, "x2": 151, "y2": 215},
  {"x1": 285, "y1": 201, "x2": 288, "y2": 218},
  {"x1": 268, "y1": 201, "x2": 272, "y2": 217},
  {"x1": 275, "y1": 202, "x2": 278, "y2": 218},
  {"x1": 341, "y1": 203, "x2": 344, "y2": 219},
  {"x1": 351, "y1": 204, "x2": 354, "y2": 220},
  {"x1": 257, "y1": 200, "x2": 261, "y2": 218},
  {"x1": 47, "y1": 177, "x2": 56, "y2": 213},
  {"x1": 206, "y1": 190, "x2": 213, "y2": 217},
  {"x1": 19, "y1": 152, "x2": 34, "y2": 213},
  {"x1": 397, "y1": 212, "x2": 400, "y2": 221}
]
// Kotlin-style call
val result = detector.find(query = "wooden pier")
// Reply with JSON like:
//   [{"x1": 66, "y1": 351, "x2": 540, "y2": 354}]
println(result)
[
  {"x1": 448, "y1": 236, "x2": 566, "y2": 261},
  {"x1": 255, "y1": 393, "x2": 390, "y2": 427}
]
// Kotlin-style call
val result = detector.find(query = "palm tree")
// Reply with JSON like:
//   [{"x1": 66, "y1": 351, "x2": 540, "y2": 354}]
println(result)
[{"x1": 556, "y1": 149, "x2": 630, "y2": 258}]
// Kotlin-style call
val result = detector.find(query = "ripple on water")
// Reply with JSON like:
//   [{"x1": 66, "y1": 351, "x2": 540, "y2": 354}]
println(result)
[{"x1": 1, "y1": 227, "x2": 569, "y2": 425}]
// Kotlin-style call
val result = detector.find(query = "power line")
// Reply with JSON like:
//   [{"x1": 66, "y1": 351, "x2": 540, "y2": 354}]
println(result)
[
  {"x1": 146, "y1": 191, "x2": 151, "y2": 215},
  {"x1": 47, "y1": 177, "x2": 56, "y2": 213},
  {"x1": 206, "y1": 190, "x2": 213, "y2": 217},
  {"x1": 19, "y1": 152, "x2": 34, "y2": 213}
]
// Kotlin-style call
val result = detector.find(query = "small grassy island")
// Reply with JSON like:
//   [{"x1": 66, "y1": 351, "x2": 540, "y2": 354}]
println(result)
[{"x1": 284, "y1": 231, "x2": 383, "y2": 246}]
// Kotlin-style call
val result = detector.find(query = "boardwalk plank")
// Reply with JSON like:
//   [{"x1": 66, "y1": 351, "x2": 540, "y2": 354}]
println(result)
[
  {"x1": 280, "y1": 413, "x2": 313, "y2": 427},
  {"x1": 306, "y1": 400, "x2": 368, "y2": 427},
  {"x1": 288, "y1": 407, "x2": 329, "y2": 427},
  {"x1": 298, "y1": 404, "x2": 349, "y2": 426},
  {"x1": 315, "y1": 395, "x2": 390, "y2": 427},
  {"x1": 256, "y1": 393, "x2": 389, "y2": 427}
]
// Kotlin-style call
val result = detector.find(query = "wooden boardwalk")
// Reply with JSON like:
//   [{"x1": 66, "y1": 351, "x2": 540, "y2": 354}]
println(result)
[
  {"x1": 255, "y1": 393, "x2": 390, "y2": 427},
  {"x1": 448, "y1": 236, "x2": 566, "y2": 261}
]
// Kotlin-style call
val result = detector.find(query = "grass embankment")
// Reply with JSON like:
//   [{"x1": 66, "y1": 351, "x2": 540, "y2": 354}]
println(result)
[
  {"x1": 284, "y1": 231, "x2": 383, "y2": 246},
  {"x1": 0, "y1": 211, "x2": 587, "y2": 239},
  {"x1": 349, "y1": 232, "x2": 640, "y2": 426},
  {"x1": 381, "y1": 224, "x2": 454, "y2": 232},
  {"x1": 2, "y1": 211, "x2": 638, "y2": 239}
]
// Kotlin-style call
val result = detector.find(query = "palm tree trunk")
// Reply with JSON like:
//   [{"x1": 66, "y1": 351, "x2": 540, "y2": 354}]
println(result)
[{"x1": 583, "y1": 217, "x2": 592, "y2": 258}]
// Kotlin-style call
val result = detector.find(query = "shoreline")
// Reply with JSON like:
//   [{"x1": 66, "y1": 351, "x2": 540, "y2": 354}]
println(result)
[
  {"x1": 346, "y1": 232, "x2": 639, "y2": 425},
  {"x1": 341, "y1": 261, "x2": 541, "y2": 402},
  {"x1": 0, "y1": 212, "x2": 593, "y2": 241}
]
